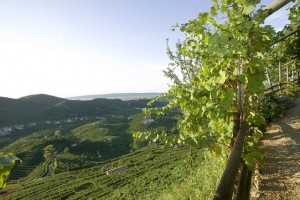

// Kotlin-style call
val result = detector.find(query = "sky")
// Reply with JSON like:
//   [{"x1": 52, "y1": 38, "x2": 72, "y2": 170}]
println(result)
[{"x1": 0, "y1": 0, "x2": 295, "y2": 99}]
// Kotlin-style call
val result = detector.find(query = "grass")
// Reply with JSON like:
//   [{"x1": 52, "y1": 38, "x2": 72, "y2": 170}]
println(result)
[{"x1": 159, "y1": 151, "x2": 227, "y2": 200}]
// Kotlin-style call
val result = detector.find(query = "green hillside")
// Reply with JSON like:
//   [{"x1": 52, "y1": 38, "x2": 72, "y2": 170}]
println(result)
[
  {"x1": 2, "y1": 119, "x2": 127, "y2": 179},
  {"x1": 0, "y1": 117, "x2": 94, "y2": 150},
  {"x1": 0, "y1": 94, "x2": 194, "y2": 199},
  {"x1": 3, "y1": 108, "x2": 177, "y2": 178},
  {"x1": 6, "y1": 144, "x2": 226, "y2": 200},
  {"x1": 0, "y1": 95, "x2": 226, "y2": 199},
  {"x1": 19, "y1": 94, "x2": 66, "y2": 106},
  {"x1": 6, "y1": 146, "x2": 199, "y2": 200},
  {"x1": 0, "y1": 96, "x2": 38, "y2": 125},
  {"x1": 68, "y1": 117, "x2": 132, "y2": 161}
]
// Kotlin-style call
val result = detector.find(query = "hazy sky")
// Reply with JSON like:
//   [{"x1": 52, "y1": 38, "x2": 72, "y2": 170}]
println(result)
[{"x1": 0, "y1": 0, "x2": 294, "y2": 98}]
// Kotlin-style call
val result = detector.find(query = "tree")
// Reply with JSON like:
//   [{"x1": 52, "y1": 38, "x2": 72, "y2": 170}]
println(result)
[
  {"x1": 54, "y1": 130, "x2": 61, "y2": 139},
  {"x1": 43, "y1": 145, "x2": 57, "y2": 163},
  {"x1": 64, "y1": 147, "x2": 70, "y2": 154}
]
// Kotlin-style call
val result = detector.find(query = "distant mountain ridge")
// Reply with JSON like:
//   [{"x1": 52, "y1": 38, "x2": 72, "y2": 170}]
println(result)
[
  {"x1": 19, "y1": 94, "x2": 66, "y2": 106},
  {"x1": 0, "y1": 94, "x2": 164, "y2": 127},
  {"x1": 68, "y1": 92, "x2": 161, "y2": 100}
]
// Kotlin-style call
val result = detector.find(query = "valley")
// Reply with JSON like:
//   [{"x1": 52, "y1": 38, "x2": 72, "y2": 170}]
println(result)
[{"x1": 1, "y1": 94, "x2": 217, "y2": 199}]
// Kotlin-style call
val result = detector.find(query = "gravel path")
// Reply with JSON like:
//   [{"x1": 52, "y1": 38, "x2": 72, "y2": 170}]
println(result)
[{"x1": 257, "y1": 97, "x2": 300, "y2": 200}]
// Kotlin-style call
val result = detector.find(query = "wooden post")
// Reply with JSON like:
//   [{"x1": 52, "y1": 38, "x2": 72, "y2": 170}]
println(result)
[
  {"x1": 231, "y1": 58, "x2": 243, "y2": 147},
  {"x1": 214, "y1": 125, "x2": 247, "y2": 200},
  {"x1": 231, "y1": 112, "x2": 240, "y2": 148},
  {"x1": 214, "y1": 56, "x2": 246, "y2": 199},
  {"x1": 298, "y1": 31, "x2": 300, "y2": 87},
  {"x1": 297, "y1": 68, "x2": 300, "y2": 86},
  {"x1": 286, "y1": 65, "x2": 289, "y2": 83},
  {"x1": 244, "y1": 169, "x2": 253, "y2": 200},
  {"x1": 298, "y1": 68, "x2": 300, "y2": 87},
  {"x1": 279, "y1": 62, "x2": 282, "y2": 95},
  {"x1": 234, "y1": 162, "x2": 249, "y2": 200},
  {"x1": 278, "y1": 62, "x2": 281, "y2": 82},
  {"x1": 296, "y1": 66, "x2": 300, "y2": 87},
  {"x1": 265, "y1": 70, "x2": 273, "y2": 92},
  {"x1": 286, "y1": 65, "x2": 289, "y2": 93},
  {"x1": 292, "y1": 70, "x2": 295, "y2": 87}
]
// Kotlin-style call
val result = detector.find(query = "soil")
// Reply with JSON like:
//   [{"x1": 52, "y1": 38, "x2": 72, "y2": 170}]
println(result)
[{"x1": 256, "y1": 97, "x2": 300, "y2": 200}]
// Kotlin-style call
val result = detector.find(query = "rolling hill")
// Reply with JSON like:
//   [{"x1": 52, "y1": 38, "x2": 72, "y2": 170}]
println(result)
[{"x1": 0, "y1": 94, "x2": 165, "y2": 126}]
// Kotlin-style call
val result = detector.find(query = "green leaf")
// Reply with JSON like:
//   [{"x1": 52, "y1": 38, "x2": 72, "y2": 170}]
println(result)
[
  {"x1": 238, "y1": 74, "x2": 247, "y2": 83},
  {"x1": 0, "y1": 154, "x2": 20, "y2": 190},
  {"x1": 247, "y1": 74, "x2": 263, "y2": 93},
  {"x1": 243, "y1": 151, "x2": 263, "y2": 172},
  {"x1": 218, "y1": 70, "x2": 226, "y2": 84},
  {"x1": 0, "y1": 155, "x2": 20, "y2": 167},
  {"x1": 247, "y1": 113, "x2": 265, "y2": 126},
  {"x1": 0, "y1": 166, "x2": 11, "y2": 189},
  {"x1": 243, "y1": 5, "x2": 255, "y2": 15},
  {"x1": 243, "y1": 21, "x2": 253, "y2": 30},
  {"x1": 184, "y1": 137, "x2": 198, "y2": 147},
  {"x1": 211, "y1": 6, "x2": 217, "y2": 16}
]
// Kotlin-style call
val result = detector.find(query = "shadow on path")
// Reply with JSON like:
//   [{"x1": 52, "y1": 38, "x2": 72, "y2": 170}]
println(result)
[{"x1": 258, "y1": 97, "x2": 300, "y2": 200}]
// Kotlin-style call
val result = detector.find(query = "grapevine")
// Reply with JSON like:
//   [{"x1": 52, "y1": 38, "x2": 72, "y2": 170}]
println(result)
[{"x1": 134, "y1": 0, "x2": 281, "y2": 171}]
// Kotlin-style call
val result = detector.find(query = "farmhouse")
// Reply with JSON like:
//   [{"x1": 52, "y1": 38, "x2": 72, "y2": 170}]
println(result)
[{"x1": 106, "y1": 165, "x2": 128, "y2": 175}]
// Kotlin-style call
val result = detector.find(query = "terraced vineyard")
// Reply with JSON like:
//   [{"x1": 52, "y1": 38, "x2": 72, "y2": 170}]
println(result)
[
  {"x1": 69, "y1": 117, "x2": 132, "y2": 160},
  {"x1": 2, "y1": 111, "x2": 180, "y2": 188},
  {"x1": 7, "y1": 146, "x2": 202, "y2": 200},
  {"x1": 0, "y1": 97, "x2": 188, "y2": 198},
  {"x1": 4, "y1": 134, "x2": 75, "y2": 181},
  {"x1": 9, "y1": 150, "x2": 44, "y2": 180},
  {"x1": 25, "y1": 160, "x2": 50, "y2": 180}
]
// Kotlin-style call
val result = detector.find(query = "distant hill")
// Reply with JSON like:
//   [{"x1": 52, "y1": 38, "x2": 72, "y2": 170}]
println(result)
[
  {"x1": 19, "y1": 94, "x2": 66, "y2": 106},
  {"x1": 0, "y1": 94, "x2": 165, "y2": 127},
  {"x1": 68, "y1": 93, "x2": 161, "y2": 100}
]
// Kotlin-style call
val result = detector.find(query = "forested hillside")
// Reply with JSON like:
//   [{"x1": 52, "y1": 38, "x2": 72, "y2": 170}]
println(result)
[{"x1": 0, "y1": 94, "x2": 164, "y2": 126}]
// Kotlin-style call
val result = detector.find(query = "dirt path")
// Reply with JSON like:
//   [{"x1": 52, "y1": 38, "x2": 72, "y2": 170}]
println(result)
[{"x1": 257, "y1": 97, "x2": 300, "y2": 200}]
